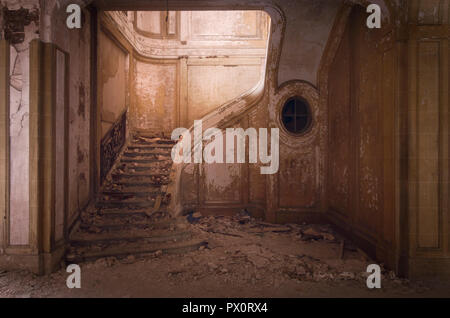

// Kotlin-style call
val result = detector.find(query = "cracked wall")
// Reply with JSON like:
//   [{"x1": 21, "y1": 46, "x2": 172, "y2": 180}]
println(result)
[
  {"x1": 40, "y1": 0, "x2": 91, "y2": 231},
  {"x1": 276, "y1": 0, "x2": 340, "y2": 86},
  {"x1": 3, "y1": 1, "x2": 39, "y2": 245},
  {"x1": 327, "y1": 5, "x2": 398, "y2": 268},
  {"x1": 1, "y1": 0, "x2": 91, "y2": 247},
  {"x1": 98, "y1": 28, "x2": 128, "y2": 138},
  {"x1": 103, "y1": 10, "x2": 269, "y2": 133}
]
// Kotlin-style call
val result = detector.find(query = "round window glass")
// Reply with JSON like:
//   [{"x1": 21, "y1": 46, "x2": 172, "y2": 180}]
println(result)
[{"x1": 281, "y1": 97, "x2": 312, "y2": 135}]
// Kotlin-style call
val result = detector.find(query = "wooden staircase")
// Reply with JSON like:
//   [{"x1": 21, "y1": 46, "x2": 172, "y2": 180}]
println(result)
[{"x1": 66, "y1": 132, "x2": 207, "y2": 263}]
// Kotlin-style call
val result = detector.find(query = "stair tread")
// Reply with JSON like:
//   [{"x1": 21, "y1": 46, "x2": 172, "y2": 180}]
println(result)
[
  {"x1": 96, "y1": 202, "x2": 162, "y2": 209},
  {"x1": 71, "y1": 230, "x2": 191, "y2": 244},
  {"x1": 108, "y1": 181, "x2": 169, "y2": 186},
  {"x1": 92, "y1": 219, "x2": 174, "y2": 231},
  {"x1": 67, "y1": 238, "x2": 207, "y2": 262},
  {"x1": 95, "y1": 208, "x2": 168, "y2": 216},
  {"x1": 120, "y1": 158, "x2": 171, "y2": 163},
  {"x1": 102, "y1": 191, "x2": 162, "y2": 196},
  {"x1": 123, "y1": 152, "x2": 171, "y2": 156},
  {"x1": 102, "y1": 187, "x2": 166, "y2": 194},
  {"x1": 98, "y1": 198, "x2": 165, "y2": 205},
  {"x1": 112, "y1": 173, "x2": 169, "y2": 177},
  {"x1": 128, "y1": 144, "x2": 174, "y2": 149}
]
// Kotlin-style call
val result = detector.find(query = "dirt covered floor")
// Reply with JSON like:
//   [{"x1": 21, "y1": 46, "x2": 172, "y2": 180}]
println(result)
[{"x1": 1, "y1": 213, "x2": 449, "y2": 298}]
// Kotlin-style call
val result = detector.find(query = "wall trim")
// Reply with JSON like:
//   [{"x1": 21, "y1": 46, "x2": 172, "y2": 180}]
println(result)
[{"x1": 0, "y1": 40, "x2": 10, "y2": 255}]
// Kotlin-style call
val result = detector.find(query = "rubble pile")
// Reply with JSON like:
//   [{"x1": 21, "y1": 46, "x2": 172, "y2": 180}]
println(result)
[
  {"x1": 0, "y1": 209, "x2": 439, "y2": 297},
  {"x1": 169, "y1": 211, "x2": 410, "y2": 287}
]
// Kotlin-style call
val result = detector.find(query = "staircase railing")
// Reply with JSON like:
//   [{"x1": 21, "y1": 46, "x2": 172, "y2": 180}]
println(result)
[{"x1": 100, "y1": 110, "x2": 127, "y2": 184}]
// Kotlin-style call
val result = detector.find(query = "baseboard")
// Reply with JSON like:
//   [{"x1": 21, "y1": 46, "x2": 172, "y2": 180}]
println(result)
[
  {"x1": 0, "y1": 243, "x2": 67, "y2": 275},
  {"x1": 0, "y1": 253, "x2": 42, "y2": 274},
  {"x1": 192, "y1": 204, "x2": 265, "y2": 219},
  {"x1": 326, "y1": 210, "x2": 378, "y2": 260},
  {"x1": 42, "y1": 243, "x2": 67, "y2": 275},
  {"x1": 408, "y1": 257, "x2": 450, "y2": 281},
  {"x1": 274, "y1": 210, "x2": 326, "y2": 224}
]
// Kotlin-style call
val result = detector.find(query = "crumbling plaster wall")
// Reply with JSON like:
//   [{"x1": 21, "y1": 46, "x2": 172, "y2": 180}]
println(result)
[
  {"x1": 157, "y1": 1, "x2": 338, "y2": 222},
  {"x1": 1, "y1": 0, "x2": 39, "y2": 245},
  {"x1": 101, "y1": 1, "x2": 339, "y2": 221},
  {"x1": 104, "y1": 10, "x2": 269, "y2": 133},
  {"x1": 174, "y1": 1, "x2": 340, "y2": 221},
  {"x1": 0, "y1": 0, "x2": 346, "y2": 250},
  {"x1": 40, "y1": 0, "x2": 91, "y2": 229},
  {"x1": 275, "y1": 0, "x2": 340, "y2": 86},
  {"x1": 133, "y1": 58, "x2": 177, "y2": 133},
  {"x1": 93, "y1": 1, "x2": 392, "y2": 225},
  {"x1": 0, "y1": 0, "x2": 92, "y2": 272},
  {"x1": 98, "y1": 28, "x2": 128, "y2": 138},
  {"x1": 327, "y1": 5, "x2": 398, "y2": 268}
]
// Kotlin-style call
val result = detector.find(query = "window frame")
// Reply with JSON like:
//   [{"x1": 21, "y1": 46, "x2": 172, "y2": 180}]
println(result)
[{"x1": 279, "y1": 96, "x2": 313, "y2": 136}]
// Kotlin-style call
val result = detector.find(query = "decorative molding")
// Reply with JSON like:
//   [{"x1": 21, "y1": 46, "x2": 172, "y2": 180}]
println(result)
[
  {"x1": 2, "y1": 7, "x2": 39, "y2": 44},
  {"x1": 103, "y1": 11, "x2": 268, "y2": 59},
  {"x1": 133, "y1": 11, "x2": 180, "y2": 40}
]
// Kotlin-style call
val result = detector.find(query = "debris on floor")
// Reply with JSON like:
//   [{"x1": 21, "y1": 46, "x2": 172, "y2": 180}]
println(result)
[{"x1": 0, "y1": 211, "x2": 447, "y2": 297}]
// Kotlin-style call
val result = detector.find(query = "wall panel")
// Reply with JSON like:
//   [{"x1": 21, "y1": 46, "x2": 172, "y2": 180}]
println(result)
[
  {"x1": 356, "y1": 16, "x2": 382, "y2": 238},
  {"x1": 278, "y1": 151, "x2": 318, "y2": 209},
  {"x1": 382, "y1": 47, "x2": 396, "y2": 245},
  {"x1": 9, "y1": 44, "x2": 30, "y2": 246},
  {"x1": 54, "y1": 49, "x2": 67, "y2": 243},
  {"x1": 328, "y1": 20, "x2": 351, "y2": 219},
  {"x1": 132, "y1": 59, "x2": 178, "y2": 133},
  {"x1": 98, "y1": 29, "x2": 128, "y2": 138},
  {"x1": 416, "y1": 41, "x2": 441, "y2": 248},
  {"x1": 405, "y1": 0, "x2": 450, "y2": 278},
  {"x1": 189, "y1": 11, "x2": 264, "y2": 40},
  {"x1": 327, "y1": 5, "x2": 397, "y2": 266},
  {"x1": 186, "y1": 59, "x2": 262, "y2": 126}
]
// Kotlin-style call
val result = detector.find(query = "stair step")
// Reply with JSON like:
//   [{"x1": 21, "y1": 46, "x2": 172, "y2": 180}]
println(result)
[
  {"x1": 133, "y1": 133, "x2": 175, "y2": 140},
  {"x1": 128, "y1": 144, "x2": 174, "y2": 149},
  {"x1": 133, "y1": 138, "x2": 176, "y2": 145},
  {"x1": 99, "y1": 196, "x2": 161, "y2": 204},
  {"x1": 123, "y1": 152, "x2": 171, "y2": 158},
  {"x1": 90, "y1": 219, "x2": 175, "y2": 231},
  {"x1": 132, "y1": 141, "x2": 175, "y2": 147},
  {"x1": 112, "y1": 173, "x2": 168, "y2": 179},
  {"x1": 66, "y1": 239, "x2": 208, "y2": 263},
  {"x1": 102, "y1": 185, "x2": 166, "y2": 192},
  {"x1": 121, "y1": 158, "x2": 171, "y2": 164},
  {"x1": 101, "y1": 191, "x2": 161, "y2": 198},
  {"x1": 109, "y1": 181, "x2": 169, "y2": 187},
  {"x1": 118, "y1": 161, "x2": 171, "y2": 167},
  {"x1": 96, "y1": 201, "x2": 159, "y2": 209},
  {"x1": 70, "y1": 231, "x2": 191, "y2": 246},
  {"x1": 97, "y1": 207, "x2": 168, "y2": 216},
  {"x1": 120, "y1": 166, "x2": 152, "y2": 172},
  {"x1": 99, "y1": 196, "x2": 163, "y2": 202},
  {"x1": 118, "y1": 166, "x2": 172, "y2": 173},
  {"x1": 98, "y1": 188, "x2": 165, "y2": 202}
]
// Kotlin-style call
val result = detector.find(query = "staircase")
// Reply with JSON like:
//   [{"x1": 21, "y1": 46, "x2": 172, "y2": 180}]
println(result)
[{"x1": 66, "y1": 132, "x2": 206, "y2": 264}]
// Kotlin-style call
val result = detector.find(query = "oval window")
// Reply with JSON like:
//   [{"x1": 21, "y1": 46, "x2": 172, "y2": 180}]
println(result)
[{"x1": 281, "y1": 97, "x2": 312, "y2": 135}]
